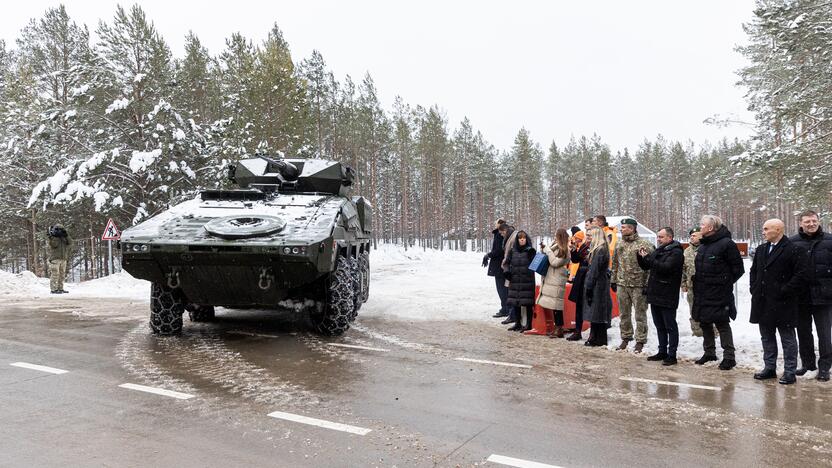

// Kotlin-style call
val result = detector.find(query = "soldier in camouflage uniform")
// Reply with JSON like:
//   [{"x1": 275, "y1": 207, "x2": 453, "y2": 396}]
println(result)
[
  {"x1": 47, "y1": 224, "x2": 72, "y2": 294},
  {"x1": 611, "y1": 218, "x2": 654, "y2": 353},
  {"x1": 682, "y1": 227, "x2": 703, "y2": 337}
]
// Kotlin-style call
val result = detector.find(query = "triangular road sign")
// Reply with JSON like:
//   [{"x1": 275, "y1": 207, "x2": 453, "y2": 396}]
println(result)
[{"x1": 102, "y1": 218, "x2": 121, "y2": 241}]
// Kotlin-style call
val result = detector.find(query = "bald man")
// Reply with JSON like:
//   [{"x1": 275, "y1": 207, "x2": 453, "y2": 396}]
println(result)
[{"x1": 750, "y1": 218, "x2": 809, "y2": 385}]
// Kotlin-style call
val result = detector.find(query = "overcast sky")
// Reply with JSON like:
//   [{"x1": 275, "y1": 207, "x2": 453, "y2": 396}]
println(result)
[{"x1": 1, "y1": 1, "x2": 757, "y2": 153}]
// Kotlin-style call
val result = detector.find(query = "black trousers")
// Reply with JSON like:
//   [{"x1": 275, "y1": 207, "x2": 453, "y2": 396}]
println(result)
[
  {"x1": 701, "y1": 320, "x2": 735, "y2": 360},
  {"x1": 574, "y1": 300, "x2": 584, "y2": 331},
  {"x1": 759, "y1": 323, "x2": 798, "y2": 374},
  {"x1": 590, "y1": 322, "x2": 608, "y2": 345},
  {"x1": 553, "y1": 309, "x2": 564, "y2": 327},
  {"x1": 797, "y1": 304, "x2": 832, "y2": 372},
  {"x1": 494, "y1": 275, "x2": 509, "y2": 314},
  {"x1": 650, "y1": 305, "x2": 679, "y2": 357}
]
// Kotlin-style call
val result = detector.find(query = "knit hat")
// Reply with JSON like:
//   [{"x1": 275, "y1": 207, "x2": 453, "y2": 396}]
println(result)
[
  {"x1": 689, "y1": 226, "x2": 701, "y2": 235},
  {"x1": 620, "y1": 218, "x2": 638, "y2": 227},
  {"x1": 570, "y1": 226, "x2": 581, "y2": 235}
]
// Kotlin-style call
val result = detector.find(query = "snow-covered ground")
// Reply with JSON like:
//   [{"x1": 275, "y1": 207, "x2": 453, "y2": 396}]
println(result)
[{"x1": 0, "y1": 244, "x2": 814, "y2": 372}]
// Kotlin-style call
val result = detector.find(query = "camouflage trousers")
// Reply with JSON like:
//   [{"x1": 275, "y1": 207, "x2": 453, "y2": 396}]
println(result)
[
  {"x1": 686, "y1": 291, "x2": 703, "y2": 337},
  {"x1": 618, "y1": 286, "x2": 649, "y2": 343},
  {"x1": 49, "y1": 259, "x2": 67, "y2": 291}
]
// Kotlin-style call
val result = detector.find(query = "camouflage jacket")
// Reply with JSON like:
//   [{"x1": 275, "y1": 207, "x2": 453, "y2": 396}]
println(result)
[
  {"x1": 612, "y1": 233, "x2": 654, "y2": 287},
  {"x1": 682, "y1": 243, "x2": 698, "y2": 290},
  {"x1": 47, "y1": 234, "x2": 72, "y2": 262}
]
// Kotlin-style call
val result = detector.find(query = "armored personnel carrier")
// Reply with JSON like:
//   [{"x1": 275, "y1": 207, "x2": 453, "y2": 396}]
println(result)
[{"x1": 120, "y1": 156, "x2": 371, "y2": 336}]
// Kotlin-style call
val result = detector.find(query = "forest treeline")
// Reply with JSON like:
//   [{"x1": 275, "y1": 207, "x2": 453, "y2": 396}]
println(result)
[{"x1": 0, "y1": 2, "x2": 827, "y2": 276}]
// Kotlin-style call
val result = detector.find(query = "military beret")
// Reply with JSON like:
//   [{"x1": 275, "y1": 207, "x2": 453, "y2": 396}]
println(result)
[
  {"x1": 689, "y1": 226, "x2": 701, "y2": 235},
  {"x1": 620, "y1": 218, "x2": 638, "y2": 227}
]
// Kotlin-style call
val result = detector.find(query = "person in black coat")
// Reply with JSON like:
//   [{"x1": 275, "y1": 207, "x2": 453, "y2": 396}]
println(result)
[
  {"x1": 566, "y1": 228, "x2": 590, "y2": 341},
  {"x1": 789, "y1": 210, "x2": 832, "y2": 381},
  {"x1": 483, "y1": 219, "x2": 510, "y2": 319},
  {"x1": 505, "y1": 230, "x2": 537, "y2": 332},
  {"x1": 637, "y1": 227, "x2": 685, "y2": 365},
  {"x1": 692, "y1": 215, "x2": 745, "y2": 370},
  {"x1": 583, "y1": 227, "x2": 612, "y2": 346},
  {"x1": 750, "y1": 219, "x2": 809, "y2": 385}
]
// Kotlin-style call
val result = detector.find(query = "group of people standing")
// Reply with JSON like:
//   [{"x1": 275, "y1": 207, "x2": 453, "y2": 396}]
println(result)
[{"x1": 483, "y1": 211, "x2": 832, "y2": 385}]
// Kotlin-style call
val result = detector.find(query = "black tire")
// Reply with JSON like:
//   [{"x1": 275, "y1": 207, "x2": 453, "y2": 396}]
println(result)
[
  {"x1": 348, "y1": 256, "x2": 361, "y2": 319},
  {"x1": 187, "y1": 304, "x2": 216, "y2": 322},
  {"x1": 313, "y1": 255, "x2": 355, "y2": 336},
  {"x1": 150, "y1": 282, "x2": 185, "y2": 335},
  {"x1": 359, "y1": 251, "x2": 370, "y2": 304}
]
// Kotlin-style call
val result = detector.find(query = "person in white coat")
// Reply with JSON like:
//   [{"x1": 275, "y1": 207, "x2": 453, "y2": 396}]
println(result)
[{"x1": 537, "y1": 228, "x2": 571, "y2": 337}]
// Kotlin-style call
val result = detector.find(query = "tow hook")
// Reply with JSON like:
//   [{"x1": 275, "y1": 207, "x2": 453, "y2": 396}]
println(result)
[
  {"x1": 258, "y1": 268, "x2": 274, "y2": 290},
  {"x1": 166, "y1": 269, "x2": 181, "y2": 289}
]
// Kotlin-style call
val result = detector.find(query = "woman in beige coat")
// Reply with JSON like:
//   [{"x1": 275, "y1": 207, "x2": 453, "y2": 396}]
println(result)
[{"x1": 537, "y1": 228, "x2": 571, "y2": 337}]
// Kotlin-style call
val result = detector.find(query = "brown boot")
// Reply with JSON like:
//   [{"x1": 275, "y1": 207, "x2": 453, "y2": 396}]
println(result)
[
  {"x1": 551, "y1": 326, "x2": 564, "y2": 338},
  {"x1": 617, "y1": 339, "x2": 631, "y2": 351},
  {"x1": 634, "y1": 342, "x2": 645, "y2": 354}
]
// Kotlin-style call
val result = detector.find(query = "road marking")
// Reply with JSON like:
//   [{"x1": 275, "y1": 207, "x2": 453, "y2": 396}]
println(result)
[
  {"x1": 267, "y1": 410, "x2": 371, "y2": 435},
  {"x1": 487, "y1": 454, "x2": 563, "y2": 468},
  {"x1": 327, "y1": 343, "x2": 389, "y2": 352},
  {"x1": 118, "y1": 383, "x2": 195, "y2": 400},
  {"x1": 620, "y1": 376, "x2": 721, "y2": 391},
  {"x1": 10, "y1": 362, "x2": 68, "y2": 375},
  {"x1": 455, "y1": 357, "x2": 532, "y2": 369},
  {"x1": 228, "y1": 330, "x2": 281, "y2": 339}
]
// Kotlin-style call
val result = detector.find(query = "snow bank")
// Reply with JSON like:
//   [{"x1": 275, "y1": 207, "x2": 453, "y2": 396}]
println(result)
[
  {"x1": 359, "y1": 243, "x2": 498, "y2": 322},
  {"x1": 0, "y1": 269, "x2": 149, "y2": 301}
]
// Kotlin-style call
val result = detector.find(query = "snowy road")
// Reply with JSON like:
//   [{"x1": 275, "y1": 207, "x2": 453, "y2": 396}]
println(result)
[{"x1": 2, "y1": 296, "x2": 832, "y2": 467}]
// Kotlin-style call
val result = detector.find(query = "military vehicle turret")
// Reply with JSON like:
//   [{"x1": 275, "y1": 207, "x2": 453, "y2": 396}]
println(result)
[{"x1": 120, "y1": 156, "x2": 371, "y2": 336}]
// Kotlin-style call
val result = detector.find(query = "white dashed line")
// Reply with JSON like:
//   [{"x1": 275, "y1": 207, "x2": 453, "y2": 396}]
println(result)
[
  {"x1": 327, "y1": 343, "x2": 390, "y2": 352},
  {"x1": 620, "y1": 376, "x2": 721, "y2": 391},
  {"x1": 454, "y1": 357, "x2": 532, "y2": 369},
  {"x1": 267, "y1": 410, "x2": 371, "y2": 435},
  {"x1": 118, "y1": 383, "x2": 195, "y2": 400},
  {"x1": 487, "y1": 454, "x2": 563, "y2": 468},
  {"x1": 228, "y1": 330, "x2": 282, "y2": 339},
  {"x1": 10, "y1": 362, "x2": 68, "y2": 375}
]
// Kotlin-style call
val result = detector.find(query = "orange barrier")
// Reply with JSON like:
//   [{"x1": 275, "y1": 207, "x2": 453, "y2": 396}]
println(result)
[
  {"x1": 524, "y1": 285, "x2": 554, "y2": 335},
  {"x1": 563, "y1": 283, "x2": 620, "y2": 332}
]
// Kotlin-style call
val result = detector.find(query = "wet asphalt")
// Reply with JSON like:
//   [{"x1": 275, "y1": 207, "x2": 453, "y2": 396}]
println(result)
[{"x1": 1, "y1": 298, "x2": 832, "y2": 467}]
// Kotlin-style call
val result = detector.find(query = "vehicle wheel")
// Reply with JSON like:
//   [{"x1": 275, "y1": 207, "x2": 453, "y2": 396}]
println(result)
[
  {"x1": 313, "y1": 255, "x2": 355, "y2": 336},
  {"x1": 150, "y1": 282, "x2": 185, "y2": 335},
  {"x1": 187, "y1": 304, "x2": 216, "y2": 322},
  {"x1": 348, "y1": 256, "x2": 361, "y2": 319},
  {"x1": 359, "y1": 251, "x2": 370, "y2": 304}
]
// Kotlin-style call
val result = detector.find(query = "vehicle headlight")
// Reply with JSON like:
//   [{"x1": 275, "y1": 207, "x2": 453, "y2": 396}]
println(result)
[
  {"x1": 140, "y1": 244, "x2": 149, "y2": 252},
  {"x1": 291, "y1": 247, "x2": 300, "y2": 254},
  {"x1": 283, "y1": 247, "x2": 291, "y2": 254}
]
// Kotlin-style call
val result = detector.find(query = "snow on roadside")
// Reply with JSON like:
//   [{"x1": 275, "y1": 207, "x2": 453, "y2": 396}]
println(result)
[
  {"x1": 0, "y1": 269, "x2": 149, "y2": 301},
  {"x1": 0, "y1": 245, "x2": 800, "y2": 371}
]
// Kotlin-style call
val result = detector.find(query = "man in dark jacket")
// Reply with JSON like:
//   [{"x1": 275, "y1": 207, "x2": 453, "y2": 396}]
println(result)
[
  {"x1": 637, "y1": 227, "x2": 685, "y2": 366},
  {"x1": 483, "y1": 219, "x2": 510, "y2": 319},
  {"x1": 750, "y1": 219, "x2": 809, "y2": 385},
  {"x1": 789, "y1": 210, "x2": 832, "y2": 382},
  {"x1": 692, "y1": 215, "x2": 745, "y2": 370}
]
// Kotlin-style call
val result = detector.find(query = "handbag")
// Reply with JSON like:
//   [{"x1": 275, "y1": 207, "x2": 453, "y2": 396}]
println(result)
[{"x1": 528, "y1": 252, "x2": 550, "y2": 276}]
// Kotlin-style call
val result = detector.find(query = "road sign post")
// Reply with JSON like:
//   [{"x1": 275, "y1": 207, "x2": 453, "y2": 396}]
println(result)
[{"x1": 101, "y1": 218, "x2": 121, "y2": 275}]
